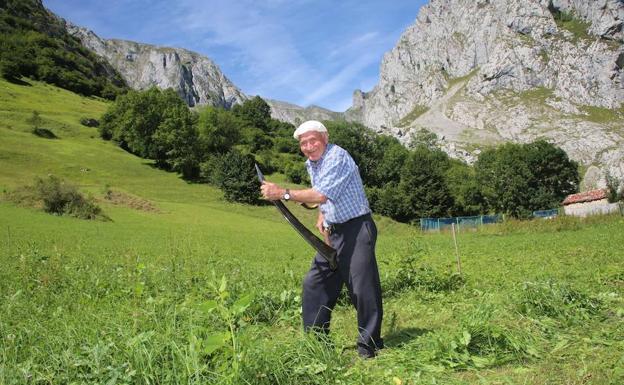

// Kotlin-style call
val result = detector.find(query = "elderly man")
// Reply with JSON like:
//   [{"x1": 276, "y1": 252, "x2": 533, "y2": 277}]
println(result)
[{"x1": 260, "y1": 120, "x2": 383, "y2": 358}]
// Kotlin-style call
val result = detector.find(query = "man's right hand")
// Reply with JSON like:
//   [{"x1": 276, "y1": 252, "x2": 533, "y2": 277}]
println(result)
[{"x1": 260, "y1": 181, "x2": 285, "y2": 201}]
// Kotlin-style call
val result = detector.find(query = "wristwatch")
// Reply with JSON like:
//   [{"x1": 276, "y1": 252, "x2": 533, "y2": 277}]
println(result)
[{"x1": 283, "y1": 189, "x2": 291, "y2": 201}]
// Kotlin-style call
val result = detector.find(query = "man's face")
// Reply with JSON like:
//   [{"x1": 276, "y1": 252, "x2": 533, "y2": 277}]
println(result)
[{"x1": 299, "y1": 131, "x2": 328, "y2": 161}]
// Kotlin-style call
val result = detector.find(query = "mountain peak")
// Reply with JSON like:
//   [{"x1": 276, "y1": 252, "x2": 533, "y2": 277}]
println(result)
[{"x1": 349, "y1": 0, "x2": 624, "y2": 188}]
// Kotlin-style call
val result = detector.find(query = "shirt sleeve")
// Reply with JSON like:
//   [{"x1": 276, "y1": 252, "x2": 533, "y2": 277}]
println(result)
[{"x1": 313, "y1": 149, "x2": 355, "y2": 201}]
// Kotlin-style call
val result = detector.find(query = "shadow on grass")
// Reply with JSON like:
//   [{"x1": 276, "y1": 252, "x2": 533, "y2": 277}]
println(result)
[
  {"x1": 6, "y1": 77, "x2": 32, "y2": 86},
  {"x1": 384, "y1": 327, "x2": 430, "y2": 348}
]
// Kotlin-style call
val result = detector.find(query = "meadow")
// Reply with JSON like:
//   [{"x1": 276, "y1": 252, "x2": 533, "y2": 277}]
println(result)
[{"x1": 1, "y1": 78, "x2": 623, "y2": 384}]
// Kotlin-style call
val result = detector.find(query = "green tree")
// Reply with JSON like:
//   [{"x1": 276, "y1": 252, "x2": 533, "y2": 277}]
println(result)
[
  {"x1": 197, "y1": 106, "x2": 242, "y2": 155},
  {"x1": 445, "y1": 160, "x2": 484, "y2": 216},
  {"x1": 370, "y1": 135, "x2": 410, "y2": 187},
  {"x1": 152, "y1": 104, "x2": 198, "y2": 178},
  {"x1": 525, "y1": 140, "x2": 579, "y2": 209},
  {"x1": 475, "y1": 141, "x2": 579, "y2": 218},
  {"x1": 397, "y1": 145, "x2": 454, "y2": 221},
  {"x1": 367, "y1": 184, "x2": 406, "y2": 221},
  {"x1": 211, "y1": 149, "x2": 261, "y2": 204},
  {"x1": 99, "y1": 87, "x2": 199, "y2": 176},
  {"x1": 475, "y1": 143, "x2": 533, "y2": 217},
  {"x1": 231, "y1": 96, "x2": 272, "y2": 132}
]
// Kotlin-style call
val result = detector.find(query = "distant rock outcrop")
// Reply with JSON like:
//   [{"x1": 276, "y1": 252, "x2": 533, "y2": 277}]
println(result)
[
  {"x1": 65, "y1": 23, "x2": 247, "y2": 109},
  {"x1": 265, "y1": 99, "x2": 343, "y2": 126},
  {"x1": 347, "y1": 0, "x2": 624, "y2": 188},
  {"x1": 64, "y1": 23, "x2": 338, "y2": 125}
]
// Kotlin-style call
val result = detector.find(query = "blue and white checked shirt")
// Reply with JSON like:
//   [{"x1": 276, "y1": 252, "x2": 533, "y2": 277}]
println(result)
[{"x1": 306, "y1": 143, "x2": 371, "y2": 225}]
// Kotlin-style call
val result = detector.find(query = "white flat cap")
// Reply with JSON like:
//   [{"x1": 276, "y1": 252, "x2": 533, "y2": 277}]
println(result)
[{"x1": 293, "y1": 120, "x2": 327, "y2": 139}]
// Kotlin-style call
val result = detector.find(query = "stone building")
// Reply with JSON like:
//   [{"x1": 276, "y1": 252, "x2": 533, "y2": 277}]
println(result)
[{"x1": 562, "y1": 189, "x2": 621, "y2": 217}]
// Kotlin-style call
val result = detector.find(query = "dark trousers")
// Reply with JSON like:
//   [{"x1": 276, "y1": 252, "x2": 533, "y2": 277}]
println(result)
[{"x1": 302, "y1": 213, "x2": 383, "y2": 354}]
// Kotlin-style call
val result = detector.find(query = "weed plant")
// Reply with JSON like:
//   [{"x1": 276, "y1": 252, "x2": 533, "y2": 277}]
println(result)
[
  {"x1": 517, "y1": 280, "x2": 602, "y2": 323},
  {"x1": 382, "y1": 253, "x2": 465, "y2": 298},
  {"x1": 386, "y1": 303, "x2": 539, "y2": 373}
]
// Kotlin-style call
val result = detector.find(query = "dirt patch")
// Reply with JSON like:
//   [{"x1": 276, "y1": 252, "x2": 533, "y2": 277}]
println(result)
[{"x1": 102, "y1": 190, "x2": 160, "y2": 213}]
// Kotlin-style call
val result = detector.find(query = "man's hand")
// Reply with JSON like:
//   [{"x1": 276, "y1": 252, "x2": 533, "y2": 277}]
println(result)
[
  {"x1": 316, "y1": 212, "x2": 326, "y2": 234},
  {"x1": 316, "y1": 212, "x2": 331, "y2": 246},
  {"x1": 260, "y1": 181, "x2": 285, "y2": 201}
]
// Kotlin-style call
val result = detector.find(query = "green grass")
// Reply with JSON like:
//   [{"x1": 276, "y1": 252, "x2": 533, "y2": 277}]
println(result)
[
  {"x1": 553, "y1": 10, "x2": 593, "y2": 43},
  {"x1": 446, "y1": 68, "x2": 479, "y2": 89},
  {"x1": 578, "y1": 105, "x2": 624, "y2": 124},
  {"x1": 515, "y1": 87, "x2": 555, "y2": 105},
  {"x1": 1, "y1": 78, "x2": 624, "y2": 384},
  {"x1": 396, "y1": 105, "x2": 430, "y2": 127}
]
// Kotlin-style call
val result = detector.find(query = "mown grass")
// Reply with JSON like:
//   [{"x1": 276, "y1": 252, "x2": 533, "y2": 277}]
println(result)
[{"x1": 1, "y1": 78, "x2": 623, "y2": 384}]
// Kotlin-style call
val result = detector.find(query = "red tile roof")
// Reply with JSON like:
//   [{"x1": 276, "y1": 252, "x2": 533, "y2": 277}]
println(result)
[{"x1": 562, "y1": 189, "x2": 608, "y2": 205}]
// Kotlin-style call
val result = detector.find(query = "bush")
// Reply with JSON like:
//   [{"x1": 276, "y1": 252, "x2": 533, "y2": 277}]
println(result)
[
  {"x1": 4, "y1": 176, "x2": 107, "y2": 220},
  {"x1": 284, "y1": 160, "x2": 309, "y2": 184},
  {"x1": 79, "y1": 117, "x2": 99, "y2": 127},
  {"x1": 210, "y1": 150, "x2": 262, "y2": 204},
  {"x1": 606, "y1": 172, "x2": 623, "y2": 203},
  {"x1": 33, "y1": 176, "x2": 106, "y2": 219},
  {"x1": 31, "y1": 127, "x2": 57, "y2": 139},
  {"x1": 382, "y1": 253, "x2": 465, "y2": 297}
]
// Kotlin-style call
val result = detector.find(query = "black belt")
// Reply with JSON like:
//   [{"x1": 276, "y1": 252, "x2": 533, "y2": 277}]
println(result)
[{"x1": 325, "y1": 213, "x2": 371, "y2": 235}]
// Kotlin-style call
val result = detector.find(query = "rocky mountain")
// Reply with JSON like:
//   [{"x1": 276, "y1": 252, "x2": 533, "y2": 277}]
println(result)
[
  {"x1": 265, "y1": 99, "x2": 343, "y2": 126},
  {"x1": 347, "y1": 0, "x2": 624, "y2": 188},
  {"x1": 63, "y1": 21, "x2": 336, "y2": 124},
  {"x1": 64, "y1": 22, "x2": 247, "y2": 109}
]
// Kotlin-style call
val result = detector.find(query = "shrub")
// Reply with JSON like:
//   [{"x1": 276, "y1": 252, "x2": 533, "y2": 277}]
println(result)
[
  {"x1": 31, "y1": 127, "x2": 57, "y2": 139},
  {"x1": 33, "y1": 176, "x2": 105, "y2": 220},
  {"x1": 284, "y1": 160, "x2": 309, "y2": 184},
  {"x1": 79, "y1": 117, "x2": 99, "y2": 127},
  {"x1": 4, "y1": 176, "x2": 107, "y2": 220},
  {"x1": 210, "y1": 150, "x2": 261, "y2": 204},
  {"x1": 382, "y1": 252, "x2": 465, "y2": 297},
  {"x1": 606, "y1": 172, "x2": 623, "y2": 203}
]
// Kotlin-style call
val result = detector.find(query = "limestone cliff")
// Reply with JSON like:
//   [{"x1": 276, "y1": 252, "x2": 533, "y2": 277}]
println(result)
[
  {"x1": 64, "y1": 22, "x2": 337, "y2": 124},
  {"x1": 348, "y1": 0, "x2": 624, "y2": 187},
  {"x1": 265, "y1": 99, "x2": 343, "y2": 126},
  {"x1": 65, "y1": 23, "x2": 246, "y2": 109}
]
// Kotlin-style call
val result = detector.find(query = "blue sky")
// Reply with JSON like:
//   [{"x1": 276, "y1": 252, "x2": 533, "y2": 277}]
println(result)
[{"x1": 44, "y1": 0, "x2": 427, "y2": 112}]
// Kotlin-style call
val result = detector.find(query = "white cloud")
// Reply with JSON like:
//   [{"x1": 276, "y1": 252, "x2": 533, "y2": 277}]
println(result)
[
  {"x1": 299, "y1": 51, "x2": 379, "y2": 107},
  {"x1": 45, "y1": 0, "x2": 427, "y2": 111},
  {"x1": 172, "y1": 0, "x2": 323, "y2": 99}
]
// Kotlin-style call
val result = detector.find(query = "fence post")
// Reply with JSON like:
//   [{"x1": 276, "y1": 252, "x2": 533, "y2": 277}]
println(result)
[
  {"x1": 6, "y1": 225, "x2": 11, "y2": 254},
  {"x1": 451, "y1": 223, "x2": 462, "y2": 276}
]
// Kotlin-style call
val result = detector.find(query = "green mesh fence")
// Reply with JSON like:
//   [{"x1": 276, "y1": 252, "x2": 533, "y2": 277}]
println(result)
[
  {"x1": 420, "y1": 214, "x2": 503, "y2": 232},
  {"x1": 532, "y1": 209, "x2": 559, "y2": 218}
]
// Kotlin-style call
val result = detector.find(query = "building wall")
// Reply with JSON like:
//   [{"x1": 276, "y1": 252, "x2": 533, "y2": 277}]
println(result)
[{"x1": 563, "y1": 198, "x2": 621, "y2": 217}]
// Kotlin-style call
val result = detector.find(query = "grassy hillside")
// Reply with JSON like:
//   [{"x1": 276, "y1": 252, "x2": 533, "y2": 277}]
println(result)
[
  {"x1": 1, "y1": 78, "x2": 623, "y2": 384},
  {"x1": 0, "y1": 0, "x2": 126, "y2": 98}
]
